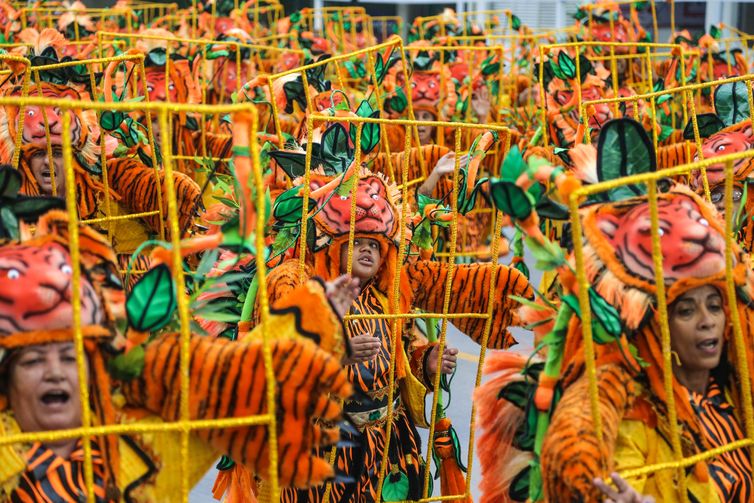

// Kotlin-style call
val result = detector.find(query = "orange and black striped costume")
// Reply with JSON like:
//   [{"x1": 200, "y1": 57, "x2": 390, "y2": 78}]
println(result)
[
  {"x1": 691, "y1": 378, "x2": 752, "y2": 502},
  {"x1": 11, "y1": 440, "x2": 106, "y2": 503},
  {"x1": 281, "y1": 282, "x2": 429, "y2": 502}
]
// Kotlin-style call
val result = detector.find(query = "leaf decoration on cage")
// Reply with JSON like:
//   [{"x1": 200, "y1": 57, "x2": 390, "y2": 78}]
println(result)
[
  {"x1": 0, "y1": 166, "x2": 65, "y2": 240},
  {"x1": 278, "y1": 54, "x2": 332, "y2": 113},
  {"x1": 268, "y1": 117, "x2": 380, "y2": 180},
  {"x1": 591, "y1": 118, "x2": 656, "y2": 203},
  {"x1": 681, "y1": 81, "x2": 751, "y2": 141},
  {"x1": 682, "y1": 113, "x2": 725, "y2": 140},
  {"x1": 454, "y1": 130, "x2": 499, "y2": 215},
  {"x1": 714, "y1": 81, "x2": 751, "y2": 127}
]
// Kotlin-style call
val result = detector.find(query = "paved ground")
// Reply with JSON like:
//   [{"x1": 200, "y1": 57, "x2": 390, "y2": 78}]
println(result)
[{"x1": 190, "y1": 250, "x2": 540, "y2": 501}]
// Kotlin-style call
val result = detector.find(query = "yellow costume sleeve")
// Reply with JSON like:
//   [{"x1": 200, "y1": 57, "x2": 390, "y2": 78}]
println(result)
[{"x1": 614, "y1": 419, "x2": 721, "y2": 502}]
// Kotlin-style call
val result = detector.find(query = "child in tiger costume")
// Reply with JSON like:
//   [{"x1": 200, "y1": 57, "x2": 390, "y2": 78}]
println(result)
[
  {"x1": 0, "y1": 207, "x2": 358, "y2": 502},
  {"x1": 254, "y1": 150, "x2": 532, "y2": 501}
]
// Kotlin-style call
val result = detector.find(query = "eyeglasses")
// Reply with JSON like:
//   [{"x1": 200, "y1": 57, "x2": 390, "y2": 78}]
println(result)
[{"x1": 710, "y1": 185, "x2": 745, "y2": 205}]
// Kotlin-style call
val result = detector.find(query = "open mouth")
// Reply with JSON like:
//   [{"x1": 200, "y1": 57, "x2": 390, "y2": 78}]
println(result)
[
  {"x1": 696, "y1": 338, "x2": 720, "y2": 355},
  {"x1": 358, "y1": 255, "x2": 374, "y2": 266},
  {"x1": 40, "y1": 390, "x2": 71, "y2": 406}
]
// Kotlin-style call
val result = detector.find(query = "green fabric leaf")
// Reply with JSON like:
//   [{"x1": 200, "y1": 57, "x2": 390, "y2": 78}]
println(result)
[
  {"x1": 216, "y1": 455, "x2": 236, "y2": 471},
  {"x1": 500, "y1": 145, "x2": 526, "y2": 182},
  {"x1": 375, "y1": 50, "x2": 388, "y2": 85},
  {"x1": 489, "y1": 179, "x2": 534, "y2": 220},
  {"x1": 195, "y1": 249, "x2": 219, "y2": 278},
  {"x1": 714, "y1": 81, "x2": 751, "y2": 127},
  {"x1": 361, "y1": 111, "x2": 381, "y2": 154},
  {"x1": 335, "y1": 172, "x2": 357, "y2": 197},
  {"x1": 0, "y1": 206, "x2": 18, "y2": 240},
  {"x1": 272, "y1": 226, "x2": 300, "y2": 256},
  {"x1": 514, "y1": 259, "x2": 530, "y2": 279},
  {"x1": 273, "y1": 187, "x2": 315, "y2": 225},
  {"x1": 344, "y1": 60, "x2": 366, "y2": 79},
  {"x1": 710, "y1": 24, "x2": 722, "y2": 40},
  {"x1": 548, "y1": 58, "x2": 566, "y2": 80},
  {"x1": 500, "y1": 380, "x2": 531, "y2": 409},
  {"x1": 683, "y1": 113, "x2": 725, "y2": 140},
  {"x1": 0, "y1": 166, "x2": 21, "y2": 199},
  {"x1": 528, "y1": 460, "x2": 543, "y2": 501},
  {"x1": 413, "y1": 50, "x2": 433, "y2": 71},
  {"x1": 127, "y1": 263, "x2": 177, "y2": 332},
  {"x1": 658, "y1": 124, "x2": 675, "y2": 142},
  {"x1": 596, "y1": 118, "x2": 655, "y2": 201},
  {"x1": 321, "y1": 123, "x2": 353, "y2": 174},
  {"x1": 146, "y1": 48, "x2": 167, "y2": 66},
  {"x1": 417, "y1": 193, "x2": 440, "y2": 216},
  {"x1": 108, "y1": 345, "x2": 145, "y2": 381},
  {"x1": 482, "y1": 62, "x2": 501, "y2": 76},
  {"x1": 523, "y1": 236, "x2": 566, "y2": 271},
  {"x1": 386, "y1": 87, "x2": 407, "y2": 114},
  {"x1": 509, "y1": 466, "x2": 531, "y2": 501},
  {"x1": 412, "y1": 219, "x2": 433, "y2": 250},
  {"x1": 514, "y1": 395, "x2": 538, "y2": 451},
  {"x1": 100, "y1": 110, "x2": 125, "y2": 131},
  {"x1": 282, "y1": 79, "x2": 306, "y2": 114},
  {"x1": 354, "y1": 99, "x2": 373, "y2": 118},
  {"x1": 511, "y1": 14, "x2": 522, "y2": 30},
  {"x1": 535, "y1": 196, "x2": 569, "y2": 220},
  {"x1": 268, "y1": 150, "x2": 324, "y2": 180},
  {"x1": 560, "y1": 289, "x2": 621, "y2": 343},
  {"x1": 557, "y1": 52, "x2": 576, "y2": 80},
  {"x1": 381, "y1": 470, "x2": 409, "y2": 502},
  {"x1": 11, "y1": 196, "x2": 65, "y2": 219},
  {"x1": 184, "y1": 115, "x2": 199, "y2": 131},
  {"x1": 588, "y1": 288, "x2": 622, "y2": 337},
  {"x1": 448, "y1": 423, "x2": 468, "y2": 471},
  {"x1": 221, "y1": 222, "x2": 257, "y2": 254}
]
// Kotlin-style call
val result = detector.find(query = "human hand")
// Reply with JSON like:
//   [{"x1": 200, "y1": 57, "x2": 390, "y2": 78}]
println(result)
[
  {"x1": 432, "y1": 153, "x2": 468, "y2": 177},
  {"x1": 426, "y1": 345, "x2": 458, "y2": 380},
  {"x1": 325, "y1": 274, "x2": 360, "y2": 319},
  {"x1": 343, "y1": 333, "x2": 381, "y2": 365},
  {"x1": 593, "y1": 473, "x2": 655, "y2": 503},
  {"x1": 471, "y1": 85, "x2": 492, "y2": 120}
]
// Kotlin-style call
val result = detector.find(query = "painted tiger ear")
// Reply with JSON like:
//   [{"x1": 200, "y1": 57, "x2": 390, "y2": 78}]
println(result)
[
  {"x1": 714, "y1": 81, "x2": 751, "y2": 127},
  {"x1": 595, "y1": 118, "x2": 655, "y2": 202}
]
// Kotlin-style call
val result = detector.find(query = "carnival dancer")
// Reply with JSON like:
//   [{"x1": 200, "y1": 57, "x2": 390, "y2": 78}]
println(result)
[
  {"x1": 257, "y1": 126, "x2": 532, "y2": 499},
  {"x1": 0, "y1": 201, "x2": 360, "y2": 501},
  {"x1": 475, "y1": 118, "x2": 754, "y2": 502}
]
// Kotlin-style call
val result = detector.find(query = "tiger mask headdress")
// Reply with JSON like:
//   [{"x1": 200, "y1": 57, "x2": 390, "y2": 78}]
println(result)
[
  {"x1": 0, "y1": 83, "x2": 100, "y2": 168},
  {"x1": 544, "y1": 52, "x2": 613, "y2": 147}
]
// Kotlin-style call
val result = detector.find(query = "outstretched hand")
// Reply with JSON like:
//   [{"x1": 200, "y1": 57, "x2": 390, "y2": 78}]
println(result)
[
  {"x1": 325, "y1": 274, "x2": 361, "y2": 319},
  {"x1": 593, "y1": 473, "x2": 655, "y2": 503}
]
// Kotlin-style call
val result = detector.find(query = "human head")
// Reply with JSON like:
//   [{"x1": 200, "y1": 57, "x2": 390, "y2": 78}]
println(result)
[
  {"x1": 415, "y1": 109, "x2": 436, "y2": 145},
  {"x1": 6, "y1": 342, "x2": 85, "y2": 433},
  {"x1": 339, "y1": 237, "x2": 382, "y2": 283},
  {"x1": 668, "y1": 285, "x2": 726, "y2": 374},
  {"x1": 709, "y1": 182, "x2": 746, "y2": 215},
  {"x1": 29, "y1": 147, "x2": 66, "y2": 197}
]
